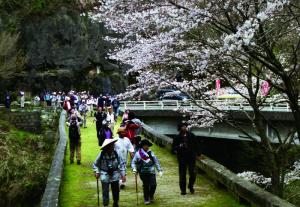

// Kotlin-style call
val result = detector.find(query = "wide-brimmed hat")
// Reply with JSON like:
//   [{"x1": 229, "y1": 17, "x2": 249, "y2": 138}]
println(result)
[
  {"x1": 139, "y1": 139, "x2": 153, "y2": 148},
  {"x1": 101, "y1": 138, "x2": 118, "y2": 149}
]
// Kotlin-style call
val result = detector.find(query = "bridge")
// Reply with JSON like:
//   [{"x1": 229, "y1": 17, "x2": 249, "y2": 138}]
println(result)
[
  {"x1": 120, "y1": 99, "x2": 292, "y2": 112},
  {"x1": 120, "y1": 100, "x2": 296, "y2": 143}
]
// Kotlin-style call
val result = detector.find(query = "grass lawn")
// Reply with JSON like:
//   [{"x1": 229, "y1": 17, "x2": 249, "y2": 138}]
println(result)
[{"x1": 60, "y1": 116, "x2": 245, "y2": 207}]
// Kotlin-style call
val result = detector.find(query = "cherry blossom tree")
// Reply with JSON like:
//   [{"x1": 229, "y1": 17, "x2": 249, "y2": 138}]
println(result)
[{"x1": 89, "y1": 0, "x2": 300, "y2": 197}]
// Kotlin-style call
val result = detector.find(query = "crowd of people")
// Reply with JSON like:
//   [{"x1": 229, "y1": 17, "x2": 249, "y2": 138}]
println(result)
[
  {"x1": 3, "y1": 90, "x2": 121, "y2": 119},
  {"x1": 64, "y1": 93, "x2": 165, "y2": 207},
  {"x1": 64, "y1": 93, "x2": 202, "y2": 207},
  {"x1": 3, "y1": 89, "x2": 202, "y2": 206}
]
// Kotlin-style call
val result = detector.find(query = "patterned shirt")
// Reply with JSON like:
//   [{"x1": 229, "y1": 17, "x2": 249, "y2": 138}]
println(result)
[
  {"x1": 93, "y1": 150, "x2": 126, "y2": 183},
  {"x1": 131, "y1": 149, "x2": 162, "y2": 174}
]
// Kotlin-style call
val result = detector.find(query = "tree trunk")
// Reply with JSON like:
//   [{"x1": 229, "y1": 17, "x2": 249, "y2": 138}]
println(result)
[{"x1": 270, "y1": 153, "x2": 286, "y2": 197}]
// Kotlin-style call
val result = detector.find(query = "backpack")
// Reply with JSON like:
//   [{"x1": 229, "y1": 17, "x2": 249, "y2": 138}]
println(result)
[
  {"x1": 137, "y1": 151, "x2": 155, "y2": 173},
  {"x1": 99, "y1": 150, "x2": 120, "y2": 175}
]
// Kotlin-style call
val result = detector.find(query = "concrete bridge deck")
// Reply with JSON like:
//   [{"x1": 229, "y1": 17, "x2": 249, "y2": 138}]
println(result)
[
  {"x1": 120, "y1": 99, "x2": 293, "y2": 112},
  {"x1": 119, "y1": 100, "x2": 297, "y2": 143}
]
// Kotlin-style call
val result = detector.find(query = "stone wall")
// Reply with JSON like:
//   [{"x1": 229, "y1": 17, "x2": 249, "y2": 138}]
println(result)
[
  {"x1": 40, "y1": 110, "x2": 67, "y2": 207},
  {"x1": 141, "y1": 123, "x2": 296, "y2": 207},
  {"x1": 9, "y1": 111, "x2": 42, "y2": 132},
  {"x1": 8, "y1": 109, "x2": 59, "y2": 133}
]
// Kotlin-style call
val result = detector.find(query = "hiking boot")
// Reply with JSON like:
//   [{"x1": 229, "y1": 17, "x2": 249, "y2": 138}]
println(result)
[
  {"x1": 189, "y1": 186, "x2": 195, "y2": 194},
  {"x1": 150, "y1": 196, "x2": 154, "y2": 203},
  {"x1": 181, "y1": 191, "x2": 187, "y2": 195},
  {"x1": 113, "y1": 202, "x2": 119, "y2": 207},
  {"x1": 144, "y1": 200, "x2": 151, "y2": 205},
  {"x1": 70, "y1": 160, "x2": 74, "y2": 164},
  {"x1": 77, "y1": 160, "x2": 81, "y2": 165}
]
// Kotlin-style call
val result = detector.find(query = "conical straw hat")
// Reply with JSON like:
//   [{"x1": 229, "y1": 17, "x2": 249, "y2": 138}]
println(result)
[{"x1": 101, "y1": 138, "x2": 118, "y2": 149}]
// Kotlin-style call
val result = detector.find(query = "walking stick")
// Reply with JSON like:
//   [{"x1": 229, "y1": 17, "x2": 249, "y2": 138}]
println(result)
[
  {"x1": 96, "y1": 177, "x2": 100, "y2": 207},
  {"x1": 135, "y1": 173, "x2": 139, "y2": 206}
]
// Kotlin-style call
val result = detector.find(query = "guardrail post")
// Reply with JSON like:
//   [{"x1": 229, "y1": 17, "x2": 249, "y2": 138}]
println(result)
[
  {"x1": 271, "y1": 103, "x2": 274, "y2": 111},
  {"x1": 161, "y1": 101, "x2": 164, "y2": 109},
  {"x1": 176, "y1": 100, "x2": 179, "y2": 109},
  {"x1": 143, "y1": 101, "x2": 146, "y2": 110},
  {"x1": 124, "y1": 102, "x2": 127, "y2": 110}
]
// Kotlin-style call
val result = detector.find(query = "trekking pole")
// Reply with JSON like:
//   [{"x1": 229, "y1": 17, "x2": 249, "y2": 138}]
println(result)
[
  {"x1": 96, "y1": 177, "x2": 100, "y2": 207},
  {"x1": 135, "y1": 173, "x2": 139, "y2": 206}
]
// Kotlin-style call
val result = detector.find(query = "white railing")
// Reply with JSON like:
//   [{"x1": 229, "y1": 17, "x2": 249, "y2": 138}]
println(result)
[{"x1": 120, "y1": 99, "x2": 292, "y2": 112}]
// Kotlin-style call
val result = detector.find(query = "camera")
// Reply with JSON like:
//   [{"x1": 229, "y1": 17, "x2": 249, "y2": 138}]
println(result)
[{"x1": 107, "y1": 164, "x2": 115, "y2": 176}]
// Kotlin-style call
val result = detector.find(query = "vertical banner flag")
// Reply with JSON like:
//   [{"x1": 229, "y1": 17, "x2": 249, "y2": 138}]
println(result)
[
  {"x1": 216, "y1": 79, "x2": 221, "y2": 96},
  {"x1": 261, "y1": 81, "x2": 270, "y2": 96}
]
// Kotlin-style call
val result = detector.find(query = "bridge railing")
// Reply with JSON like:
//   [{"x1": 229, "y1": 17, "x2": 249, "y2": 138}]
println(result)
[{"x1": 120, "y1": 99, "x2": 293, "y2": 112}]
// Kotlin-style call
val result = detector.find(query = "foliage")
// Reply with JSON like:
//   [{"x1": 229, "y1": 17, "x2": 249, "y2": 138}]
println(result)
[
  {"x1": 0, "y1": 120, "x2": 56, "y2": 207},
  {"x1": 239, "y1": 158, "x2": 300, "y2": 205}
]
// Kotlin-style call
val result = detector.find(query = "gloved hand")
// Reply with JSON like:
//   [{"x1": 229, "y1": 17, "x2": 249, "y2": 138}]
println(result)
[
  {"x1": 132, "y1": 169, "x2": 137, "y2": 174},
  {"x1": 95, "y1": 173, "x2": 100, "y2": 179},
  {"x1": 121, "y1": 176, "x2": 126, "y2": 183},
  {"x1": 159, "y1": 171, "x2": 163, "y2": 177}
]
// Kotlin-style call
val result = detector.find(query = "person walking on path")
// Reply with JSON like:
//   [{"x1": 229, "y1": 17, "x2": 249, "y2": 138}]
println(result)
[
  {"x1": 172, "y1": 123, "x2": 201, "y2": 195},
  {"x1": 4, "y1": 91, "x2": 11, "y2": 110},
  {"x1": 121, "y1": 109, "x2": 130, "y2": 124},
  {"x1": 66, "y1": 114, "x2": 83, "y2": 165},
  {"x1": 97, "y1": 94, "x2": 105, "y2": 110},
  {"x1": 87, "y1": 96, "x2": 94, "y2": 117},
  {"x1": 130, "y1": 111, "x2": 142, "y2": 137},
  {"x1": 125, "y1": 112, "x2": 141, "y2": 149},
  {"x1": 111, "y1": 97, "x2": 120, "y2": 120},
  {"x1": 79, "y1": 100, "x2": 89, "y2": 128},
  {"x1": 114, "y1": 128, "x2": 134, "y2": 189},
  {"x1": 106, "y1": 106, "x2": 115, "y2": 132},
  {"x1": 131, "y1": 139, "x2": 163, "y2": 205},
  {"x1": 94, "y1": 106, "x2": 107, "y2": 145},
  {"x1": 20, "y1": 90, "x2": 25, "y2": 108},
  {"x1": 93, "y1": 138, "x2": 126, "y2": 207},
  {"x1": 99, "y1": 123, "x2": 113, "y2": 146}
]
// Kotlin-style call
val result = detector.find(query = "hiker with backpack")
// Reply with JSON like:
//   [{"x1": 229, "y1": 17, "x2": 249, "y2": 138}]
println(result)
[
  {"x1": 66, "y1": 114, "x2": 83, "y2": 165},
  {"x1": 124, "y1": 112, "x2": 141, "y2": 149},
  {"x1": 93, "y1": 138, "x2": 126, "y2": 207},
  {"x1": 131, "y1": 139, "x2": 163, "y2": 205},
  {"x1": 114, "y1": 128, "x2": 134, "y2": 189}
]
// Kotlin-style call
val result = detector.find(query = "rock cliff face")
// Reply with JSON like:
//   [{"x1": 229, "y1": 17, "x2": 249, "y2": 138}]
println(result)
[{"x1": 19, "y1": 9, "x2": 126, "y2": 94}]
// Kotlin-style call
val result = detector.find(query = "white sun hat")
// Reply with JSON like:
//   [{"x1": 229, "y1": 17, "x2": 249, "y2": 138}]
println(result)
[{"x1": 101, "y1": 138, "x2": 118, "y2": 149}]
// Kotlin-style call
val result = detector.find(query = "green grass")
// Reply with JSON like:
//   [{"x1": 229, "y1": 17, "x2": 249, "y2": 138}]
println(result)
[{"x1": 60, "y1": 116, "x2": 245, "y2": 207}]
